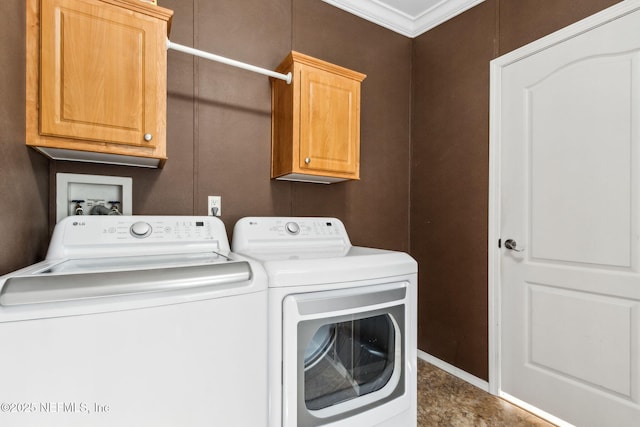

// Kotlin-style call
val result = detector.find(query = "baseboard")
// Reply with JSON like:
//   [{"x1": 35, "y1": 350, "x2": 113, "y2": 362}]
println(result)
[{"x1": 417, "y1": 349, "x2": 490, "y2": 393}]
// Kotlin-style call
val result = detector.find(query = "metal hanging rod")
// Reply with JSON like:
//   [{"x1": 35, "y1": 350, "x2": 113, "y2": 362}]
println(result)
[{"x1": 166, "y1": 40, "x2": 292, "y2": 84}]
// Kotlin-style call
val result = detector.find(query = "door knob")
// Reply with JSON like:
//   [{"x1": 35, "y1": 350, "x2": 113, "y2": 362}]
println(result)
[{"x1": 504, "y1": 239, "x2": 524, "y2": 252}]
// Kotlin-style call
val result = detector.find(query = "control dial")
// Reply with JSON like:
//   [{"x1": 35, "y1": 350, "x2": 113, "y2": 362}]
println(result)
[
  {"x1": 285, "y1": 222, "x2": 300, "y2": 235},
  {"x1": 130, "y1": 221, "x2": 152, "y2": 238}
]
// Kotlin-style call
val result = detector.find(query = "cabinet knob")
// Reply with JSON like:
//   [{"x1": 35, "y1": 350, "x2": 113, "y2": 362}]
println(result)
[
  {"x1": 144, "y1": 133, "x2": 153, "y2": 142},
  {"x1": 304, "y1": 157, "x2": 311, "y2": 165}
]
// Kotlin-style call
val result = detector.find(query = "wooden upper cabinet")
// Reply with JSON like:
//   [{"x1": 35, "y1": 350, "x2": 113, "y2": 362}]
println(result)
[
  {"x1": 271, "y1": 52, "x2": 366, "y2": 183},
  {"x1": 26, "y1": 0, "x2": 173, "y2": 167}
]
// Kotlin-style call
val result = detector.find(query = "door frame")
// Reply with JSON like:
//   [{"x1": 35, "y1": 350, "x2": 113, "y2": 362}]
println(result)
[{"x1": 488, "y1": 0, "x2": 640, "y2": 421}]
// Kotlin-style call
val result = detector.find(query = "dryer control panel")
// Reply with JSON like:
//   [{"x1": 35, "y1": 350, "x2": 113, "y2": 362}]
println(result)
[{"x1": 232, "y1": 217, "x2": 351, "y2": 253}]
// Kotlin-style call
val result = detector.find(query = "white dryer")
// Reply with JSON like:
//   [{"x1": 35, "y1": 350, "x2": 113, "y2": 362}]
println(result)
[
  {"x1": 232, "y1": 217, "x2": 417, "y2": 427},
  {"x1": 0, "y1": 216, "x2": 267, "y2": 427}
]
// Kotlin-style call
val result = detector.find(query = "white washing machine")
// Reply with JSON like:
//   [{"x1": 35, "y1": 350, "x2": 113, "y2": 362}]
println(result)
[
  {"x1": 232, "y1": 217, "x2": 417, "y2": 427},
  {"x1": 0, "y1": 216, "x2": 267, "y2": 427}
]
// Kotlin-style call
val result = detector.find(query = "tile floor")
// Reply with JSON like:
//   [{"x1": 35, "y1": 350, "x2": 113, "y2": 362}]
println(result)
[{"x1": 417, "y1": 359, "x2": 555, "y2": 426}]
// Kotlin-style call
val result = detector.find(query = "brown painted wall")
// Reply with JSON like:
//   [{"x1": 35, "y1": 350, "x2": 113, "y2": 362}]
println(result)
[
  {"x1": 0, "y1": 1, "x2": 49, "y2": 274},
  {"x1": 411, "y1": 0, "x2": 497, "y2": 381},
  {"x1": 411, "y1": 0, "x2": 621, "y2": 380}
]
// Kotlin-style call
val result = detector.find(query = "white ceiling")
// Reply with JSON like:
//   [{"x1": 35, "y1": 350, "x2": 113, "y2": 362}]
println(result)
[{"x1": 322, "y1": 0, "x2": 485, "y2": 38}]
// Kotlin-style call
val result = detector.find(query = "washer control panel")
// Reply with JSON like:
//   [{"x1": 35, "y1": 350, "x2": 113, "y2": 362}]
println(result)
[
  {"x1": 130, "y1": 221, "x2": 153, "y2": 238},
  {"x1": 47, "y1": 216, "x2": 229, "y2": 259}
]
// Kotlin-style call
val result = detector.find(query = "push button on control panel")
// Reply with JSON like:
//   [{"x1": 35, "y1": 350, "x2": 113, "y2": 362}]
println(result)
[
  {"x1": 130, "y1": 221, "x2": 152, "y2": 238},
  {"x1": 285, "y1": 222, "x2": 300, "y2": 235}
]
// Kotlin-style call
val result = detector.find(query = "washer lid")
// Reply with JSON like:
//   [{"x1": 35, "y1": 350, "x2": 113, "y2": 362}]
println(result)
[
  {"x1": 0, "y1": 253, "x2": 266, "y2": 322},
  {"x1": 42, "y1": 251, "x2": 231, "y2": 274},
  {"x1": 0, "y1": 260, "x2": 251, "y2": 307}
]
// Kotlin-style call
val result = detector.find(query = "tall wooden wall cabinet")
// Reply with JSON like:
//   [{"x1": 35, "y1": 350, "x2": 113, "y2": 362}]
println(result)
[
  {"x1": 271, "y1": 51, "x2": 366, "y2": 184},
  {"x1": 26, "y1": 0, "x2": 173, "y2": 168}
]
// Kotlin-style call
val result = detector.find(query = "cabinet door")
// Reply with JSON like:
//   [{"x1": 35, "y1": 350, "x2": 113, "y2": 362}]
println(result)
[
  {"x1": 299, "y1": 66, "x2": 360, "y2": 177},
  {"x1": 40, "y1": 0, "x2": 162, "y2": 149}
]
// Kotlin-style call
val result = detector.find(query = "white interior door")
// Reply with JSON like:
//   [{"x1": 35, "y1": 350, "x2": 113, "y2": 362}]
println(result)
[{"x1": 490, "y1": 2, "x2": 640, "y2": 426}]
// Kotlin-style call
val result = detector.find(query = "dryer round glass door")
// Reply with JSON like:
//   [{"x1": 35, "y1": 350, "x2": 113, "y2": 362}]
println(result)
[
  {"x1": 285, "y1": 282, "x2": 409, "y2": 427},
  {"x1": 303, "y1": 314, "x2": 395, "y2": 410}
]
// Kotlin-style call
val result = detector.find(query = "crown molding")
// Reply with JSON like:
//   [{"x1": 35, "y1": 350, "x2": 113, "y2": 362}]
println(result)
[{"x1": 322, "y1": 0, "x2": 485, "y2": 38}]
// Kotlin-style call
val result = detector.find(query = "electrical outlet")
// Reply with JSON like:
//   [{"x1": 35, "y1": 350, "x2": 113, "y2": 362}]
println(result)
[{"x1": 208, "y1": 196, "x2": 222, "y2": 216}]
